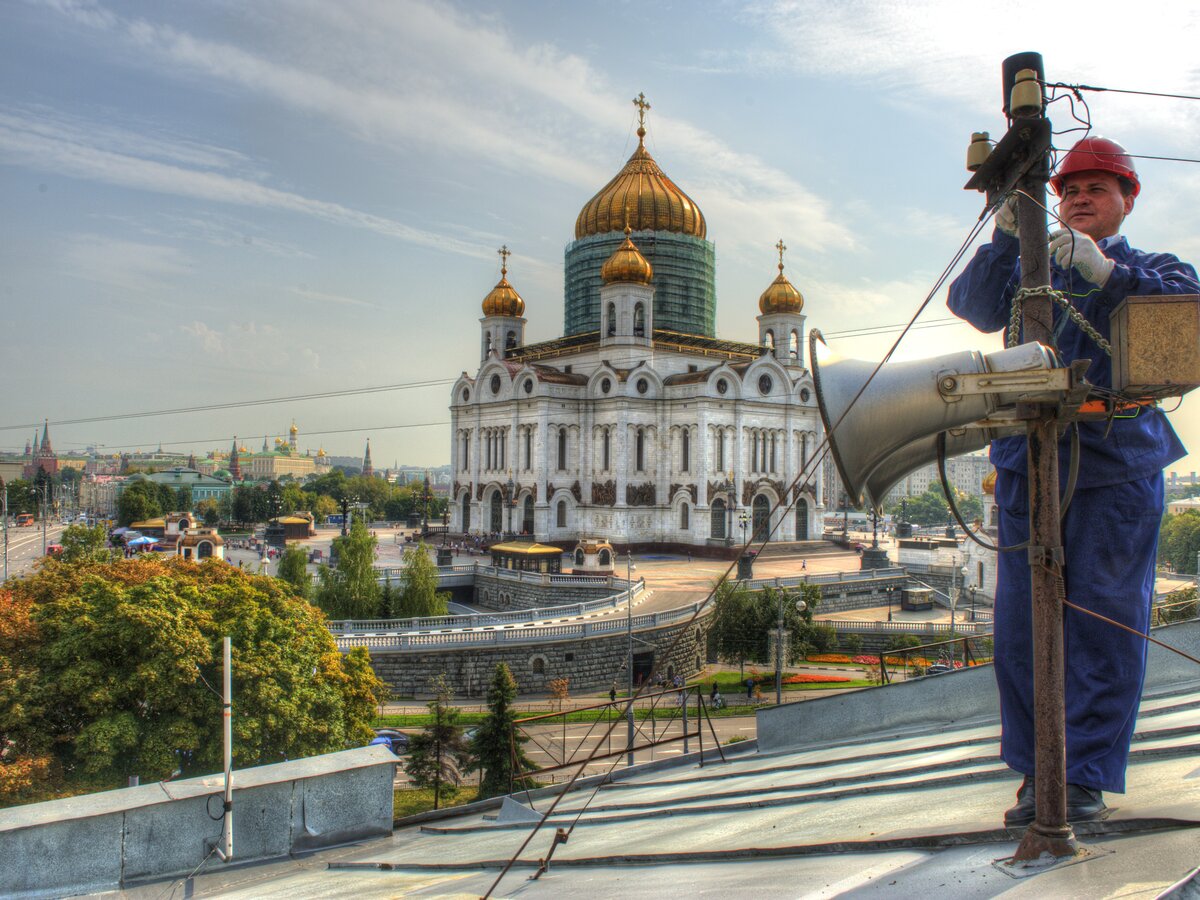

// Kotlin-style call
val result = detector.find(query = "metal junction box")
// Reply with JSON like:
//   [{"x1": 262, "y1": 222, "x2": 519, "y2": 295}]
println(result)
[{"x1": 1110, "y1": 294, "x2": 1200, "y2": 399}]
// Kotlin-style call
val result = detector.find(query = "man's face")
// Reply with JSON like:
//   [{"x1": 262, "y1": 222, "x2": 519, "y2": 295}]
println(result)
[{"x1": 1058, "y1": 171, "x2": 1134, "y2": 241}]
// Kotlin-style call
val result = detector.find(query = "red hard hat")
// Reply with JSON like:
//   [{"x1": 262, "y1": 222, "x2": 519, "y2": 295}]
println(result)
[{"x1": 1050, "y1": 136, "x2": 1140, "y2": 198}]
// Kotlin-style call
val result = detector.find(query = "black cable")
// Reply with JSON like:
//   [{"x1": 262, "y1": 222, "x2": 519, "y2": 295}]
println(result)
[{"x1": 1047, "y1": 81, "x2": 1200, "y2": 103}]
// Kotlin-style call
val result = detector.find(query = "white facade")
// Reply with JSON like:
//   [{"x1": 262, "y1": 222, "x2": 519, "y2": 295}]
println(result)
[{"x1": 450, "y1": 307, "x2": 826, "y2": 547}]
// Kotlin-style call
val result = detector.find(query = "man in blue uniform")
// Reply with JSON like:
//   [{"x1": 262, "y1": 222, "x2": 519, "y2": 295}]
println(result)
[{"x1": 947, "y1": 136, "x2": 1198, "y2": 826}]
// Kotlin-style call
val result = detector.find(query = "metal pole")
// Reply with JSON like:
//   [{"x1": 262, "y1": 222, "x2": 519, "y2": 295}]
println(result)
[
  {"x1": 2, "y1": 483, "x2": 8, "y2": 582},
  {"x1": 1008, "y1": 50, "x2": 1075, "y2": 860},
  {"x1": 218, "y1": 636, "x2": 233, "y2": 862},
  {"x1": 626, "y1": 552, "x2": 634, "y2": 767},
  {"x1": 950, "y1": 557, "x2": 956, "y2": 635},
  {"x1": 41, "y1": 486, "x2": 47, "y2": 557},
  {"x1": 775, "y1": 590, "x2": 784, "y2": 705}
]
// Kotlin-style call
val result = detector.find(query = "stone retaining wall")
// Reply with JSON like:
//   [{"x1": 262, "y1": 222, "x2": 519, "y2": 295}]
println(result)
[
  {"x1": 370, "y1": 618, "x2": 708, "y2": 698},
  {"x1": 472, "y1": 572, "x2": 620, "y2": 611}
]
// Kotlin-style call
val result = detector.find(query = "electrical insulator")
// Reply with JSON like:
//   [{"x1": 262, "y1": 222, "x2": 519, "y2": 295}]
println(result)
[
  {"x1": 1009, "y1": 68, "x2": 1042, "y2": 117},
  {"x1": 966, "y1": 132, "x2": 993, "y2": 172}
]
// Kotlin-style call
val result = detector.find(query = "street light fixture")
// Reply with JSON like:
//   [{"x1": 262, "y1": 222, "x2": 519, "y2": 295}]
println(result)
[
  {"x1": 738, "y1": 510, "x2": 749, "y2": 547},
  {"x1": 775, "y1": 595, "x2": 808, "y2": 705},
  {"x1": 625, "y1": 550, "x2": 637, "y2": 766}
]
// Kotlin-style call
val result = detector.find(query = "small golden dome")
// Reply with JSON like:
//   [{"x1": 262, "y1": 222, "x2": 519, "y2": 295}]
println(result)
[
  {"x1": 758, "y1": 239, "x2": 804, "y2": 314},
  {"x1": 575, "y1": 93, "x2": 705, "y2": 240},
  {"x1": 317, "y1": 447, "x2": 326, "y2": 457},
  {"x1": 982, "y1": 469, "x2": 997, "y2": 495},
  {"x1": 601, "y1": 226, "x2": 654, "y2": 285},
  {"x1": 290, "y1": 422, "x2": 298, "y2": 435},
  {"x1": 481, "y1": 245, "x2": 525, "y2": 317}
]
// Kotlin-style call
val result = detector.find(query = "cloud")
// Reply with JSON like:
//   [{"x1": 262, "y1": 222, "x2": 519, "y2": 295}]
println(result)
[
  {"x1": 287, "y1": 286, "x2": 380, "y2": 310},
  {"x1": 33, "y1": 0, "x2": 855, "y2": 258},
  {"x1": 180, "y1": 319, "x2": 322, "y2": 371},
  {"x1": 0, "y1": 106, "x2": 492, "y2": 259},
  {"x1": 61, "y1": 233, "x2": 193, "y2": 295}
]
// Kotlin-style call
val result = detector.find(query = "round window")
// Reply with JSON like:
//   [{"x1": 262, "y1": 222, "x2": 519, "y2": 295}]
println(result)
[
  {"x1": 524, "y1": 379, "x2": 534, "y2": 394},
  {"x1": 461, "y1": 388, "x2": 470, "y2": 402},
  {"x1": 759, "y1": 374, "x2": 773, "y2": 395},
  {"x1": 601, "y1": 377, "x2": 611, "y2": 394},
  {"x1": 716, "y1": 378, "x2": 728, "y2": 395},
  {"x1": 800, "y1": 387, "x2": 811, "y2": 402},
  {"x1": 490, "y1": 374, "x2": 501, "y2": 394},
  {"x1": 636, "y1": 378, "x2": 649, "y2": 395}
]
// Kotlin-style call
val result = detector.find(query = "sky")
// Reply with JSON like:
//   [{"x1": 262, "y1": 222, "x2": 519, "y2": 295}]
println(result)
[{"x1": 2, "y1": 0, "x2": 1199, "y2": 477}]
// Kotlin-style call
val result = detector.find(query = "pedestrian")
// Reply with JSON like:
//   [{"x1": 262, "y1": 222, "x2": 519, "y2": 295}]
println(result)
[
  {"x1": 801, "y1": 559, "x2": 807, "y2": 571},
  {"x1": 609, "y1": 684, "x2": 617, "y2": 704},
  {"x1": 745, "y1": 677, "x2": 754, "y2": 699},
  {"x1": 948, "y1": 136, "x2": 1197, "y2": 826}
]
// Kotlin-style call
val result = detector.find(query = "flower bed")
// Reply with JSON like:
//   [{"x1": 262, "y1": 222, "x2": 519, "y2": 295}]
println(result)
[
  {"x1": 805, "y1": 653, "x2": 853, "y2": 664},
  {"x1": 782, "y1": 672, "x2": 851, "y2": 684}
]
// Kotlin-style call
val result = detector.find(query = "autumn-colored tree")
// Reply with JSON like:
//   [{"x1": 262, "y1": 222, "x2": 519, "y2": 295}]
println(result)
[{"x1": 0, "y1": 555, "x2": 385, "y2": 806}]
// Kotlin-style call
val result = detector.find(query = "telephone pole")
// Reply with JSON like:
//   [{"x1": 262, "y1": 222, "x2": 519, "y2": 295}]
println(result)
[{"x1": 966, "y1": 51, "x2": 1076, "y2": 860}]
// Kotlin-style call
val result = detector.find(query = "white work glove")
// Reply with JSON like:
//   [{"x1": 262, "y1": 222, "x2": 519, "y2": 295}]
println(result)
[
  {"x1": 1049, "y1": 227, "x2": 1114, "y2": 287},
  {"x1": 995, "y1": 195, "x2": 1019, "y2": 237}
]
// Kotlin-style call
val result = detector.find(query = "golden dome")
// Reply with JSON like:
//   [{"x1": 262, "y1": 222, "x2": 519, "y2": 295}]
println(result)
[
  {"x1": 601, "y1": 226, "x2": 654, "y2": 285},
  {"x1": 982, "y1": 469, "x2": 997, "y2": 495},
  {"x1": 481, "y1": 245, "x2": 525, "y2": 317},
  {"x1": 759, "y1": 239, "x2": 804, "y2": 314},
  {"x1": 317, "y1": 447, "x2": 326, "y2": 457},
  {"x1": 575, "y1": 93, "x2": 705, "y2": 240},
  {"x1": 290, "y1": 422, "x2": 298, "y2": 435}
]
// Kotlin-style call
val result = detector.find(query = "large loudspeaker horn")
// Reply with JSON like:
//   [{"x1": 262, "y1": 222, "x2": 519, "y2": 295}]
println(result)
[
  {"x1": 810, "y1": 332, "x2": 1056, "y2": 508},
  {"x1": 860, "y1": 424, "x2": 1023, "y2": 513}
]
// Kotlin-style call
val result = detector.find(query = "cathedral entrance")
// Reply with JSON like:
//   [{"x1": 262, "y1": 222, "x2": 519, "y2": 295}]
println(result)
[
  {"x1": 490, "y1": 492, "x2": 503, "y2": 534},
  {"x1": 522, "y1": 495, "x2": 534, "y2": 534},
  {"x1": 710, "y1": 499, "x2": 726, "y2": 540},
  {"x1": 752, "y1": 494, "x2": 769, "y2": 542},
  {"x1": 461, "y1": 494, "x2": 471, "y2": 532},
  {"x1": 795, "y1": 498, "x2": 808, "y2": 541}
]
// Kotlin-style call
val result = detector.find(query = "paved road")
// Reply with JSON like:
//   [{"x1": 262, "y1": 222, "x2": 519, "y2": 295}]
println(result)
[{"x1": 2, "y1": 522, "x2": 64, "y2": 580}]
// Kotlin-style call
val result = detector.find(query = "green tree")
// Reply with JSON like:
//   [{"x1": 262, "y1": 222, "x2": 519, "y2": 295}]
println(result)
[
  {"x1": 175, "y1": 486, "x2": 193, "y2": 512},
  {"x1": 117, "y1": 480, "x2": 163, "y2": 526},
  {"x1": 0, "y1": 555, "x2": 385, "y2": 801},
  {"x1": 392, "y1": 542, "x2": 449, "y2": 619},
  {"x1": 708, "y1": 580, "x2": 761, "y2": 676},
  {"x1": 405, "y1": 675, "x2": 471, "y2": 809},
  {"x1": 315, "y1": 522, "x2": 381, "y2": 619},
  {"x1": 58, "y1": 524, "x2": 112, "y2": 565},
  {"x1": 1159, "y1": 511, "x2": 1200, "y2": 574},
  {"x1": 195, "y1": 498, "x2": 221, "y2": 527},
  {"x1": 277, "y1": 544, "x2": 311, "y2": 600},
  {"x1": 469, "y1": 663, "x2": 534, "y2": 799}
]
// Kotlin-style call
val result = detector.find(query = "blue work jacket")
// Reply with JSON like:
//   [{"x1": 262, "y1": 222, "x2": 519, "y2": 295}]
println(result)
[{"x1": 947, "y1": 229, "x2": 1195, "y2": 488}]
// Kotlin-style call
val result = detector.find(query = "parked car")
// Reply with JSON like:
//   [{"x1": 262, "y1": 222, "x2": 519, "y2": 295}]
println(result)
[{"x1": 370, "y1": 728, "x2": 410, "y2": 755}]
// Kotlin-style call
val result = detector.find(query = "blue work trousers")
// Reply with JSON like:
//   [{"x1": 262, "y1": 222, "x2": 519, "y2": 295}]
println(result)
[{"x1": 994, "y1": 469, "x2": 1163, "y2": 793}]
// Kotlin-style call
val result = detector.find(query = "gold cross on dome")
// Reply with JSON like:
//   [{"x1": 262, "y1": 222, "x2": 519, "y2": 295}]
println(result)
[
  {"x1": 633, "y1": 92, "x2": 651, "y2": 129},
  {"x1": 776, "y1": 239, "x2": 787, "y2": 272},
  {"x1": 498, "y1": 244, "x2": 511, "y2": 275}
]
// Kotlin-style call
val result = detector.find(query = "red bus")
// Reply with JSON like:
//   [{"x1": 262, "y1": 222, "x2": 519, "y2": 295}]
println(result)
[{"x1": 15, "y1": 513, "x2": 34, "y2": 527}]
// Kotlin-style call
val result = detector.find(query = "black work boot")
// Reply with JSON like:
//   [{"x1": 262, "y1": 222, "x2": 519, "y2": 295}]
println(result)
[
  {"x1": 1004, "y1": 775, "x2": 1036, "y2": 827},
  {"x1": 1066, "y1": 784, "x2": 1107, "y2": 822}
]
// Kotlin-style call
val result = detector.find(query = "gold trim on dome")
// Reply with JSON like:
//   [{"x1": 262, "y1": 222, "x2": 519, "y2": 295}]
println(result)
[
  {"x1": 601, "y1": 225, "x2": 654, "y2": 285},
  {"x1": 982, "y1": 469, "x2": 997, "y2": 495},
  {"x1": 481, "y1": 244, "x2": 526, "y2": 317},
  {"x1": 574, "y1": 93, "x2": 706, "y2": 240},
  {"x1": 758, "y1": 238, "x2": 804, "y2": 314}
]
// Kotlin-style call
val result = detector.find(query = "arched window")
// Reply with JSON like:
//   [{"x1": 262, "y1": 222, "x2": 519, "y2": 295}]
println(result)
[
  {"x1": 789, "y1": 329, "x2": 800, "y2": 359},
  {"x1": 711, "y1": 498, "x2": 727, "y2": 540},
  {"x1": 198, "y1": 541, "x2": 213, "y2": 560},
  {"x1": 557, "y1": 429, "x2": 567, "y2": 470},
  {"x1": 681, "y1": 429, "x2": 690, "y2": 472},
  {"x1": 770, "y1": 433, "x2": 777, "y2": 473},
  {"x1": 716, "y1": 429, "x2": 725, "y2": 473},
  {"x1": 635, "y1": 428, "x2": 644, "y2": 472},
  {"x1": 485, "y1": 333, "x2": 493, "y2": 354},
  {"x1": 524, "y1": 429, "x2": 531, "y2": 470},
  {"x1": 634, "y1": 302, "x2": 645, "y2": 337},
  {"x1": 680, "y1": 504, "x2": 689, "y2": 529},
  {"x1": 599, "y1": 548, "x2": 611, "y2": 565},
  {"x1": 606, "y1": 302, "x2": 616, "y2": 336},
  {"x1": 795, "y1": 498, "x2": 809, "y2": 540},
  {"x1": 602, "y1": 429, "x2": 611, "y2": 471},
  {"x1": 505, "y1": 330, "x2": 517, "y2": 350},
  {"x1": 461, "y1": 493, "x2": 471, "y2": 531},
  {"x1": 556, "y1": 500, "x2": 567, "y2": 528},
  {"x1": 532, "y1": 657, "x2": 545, "y2": 675},
  {"x1": 763, "y1": 329, "x2": 775, "y2": 350},
  {"x1": 752, "y1": 494, "x2": 770, "y2": 542},
  {"x1": 522, "y1": 495, "x2": 534, "y2": 534},
  {"x1": 574, "y1": 548, "x2": 585, "y2": 565}
]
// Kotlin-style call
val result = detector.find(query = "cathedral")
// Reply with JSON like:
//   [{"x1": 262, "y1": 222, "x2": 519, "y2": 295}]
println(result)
[{"x1": 449, "y1": 96, "x2": 826, "y2": 549}]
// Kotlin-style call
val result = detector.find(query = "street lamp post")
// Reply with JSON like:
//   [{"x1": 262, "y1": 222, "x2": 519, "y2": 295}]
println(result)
[
  {"x1": 506, "y1": 472, "x2": 515, "y2": 538},
  {"x1": 775, "y1": 590, "x2": 785, "y2": 705},
  {"x1": 887, "y1": 584, "x2": 895, "y2": 622},
  {"x1": 1, "y1": 478, "x2": 8, "y2": 583},
  {"x1": 738, "y1": 510, "x2": 749, "y2": 547},
  {"x1": 625, "y1": 551, "x2": 636, "y2": 766}
]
